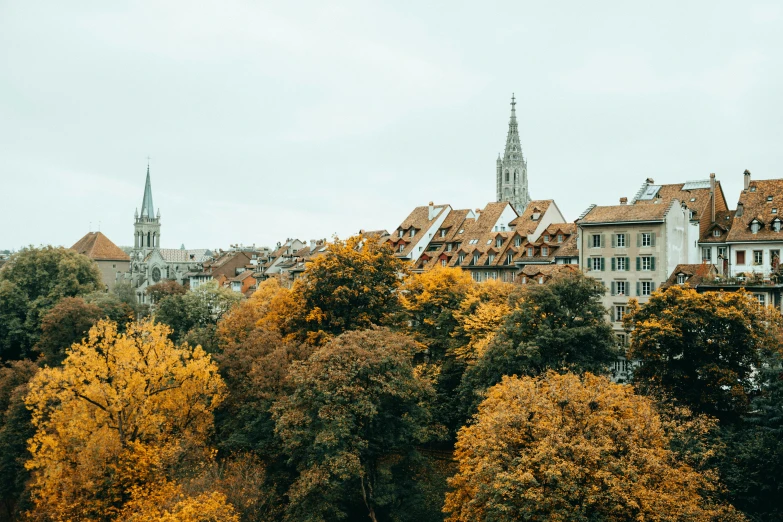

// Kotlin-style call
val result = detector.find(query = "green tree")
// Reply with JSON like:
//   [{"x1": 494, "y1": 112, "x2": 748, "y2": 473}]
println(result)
[
  {"x1": 445, "y1": 372, "x2": 744, "y2": 521},
  {"x1": 625, "y1": 286, "x2": 783, "y2": 421},
  {"x1": 154, "y1": 281, "x2": 242, "y2": 348},
  {"x1": 0, "y1": 360, "x2": 38, "y2": 520},
  {"x1": 146, "y1": 280, "x2": 187, "y2": 303},
  {"x1": 459, "y1": 272, "x2": 617, "y2": 418},
  {"x1": 272, "y1": 328, "x2": 441, "y2": 522},
  {"x1": 36, "y1": 297, "x2": 104, "y2": 366},
  {"x1": 287, "y1": 235, "x2": 407, "y2": 344},
  {"x1": 0, "y1": 246, "x2": 102, "y2": 359}
]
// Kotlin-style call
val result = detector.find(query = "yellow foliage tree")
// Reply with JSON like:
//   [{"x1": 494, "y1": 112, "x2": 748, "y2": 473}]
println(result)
[
  {"x1": 452, "y1": 278, "x2": 513, "y2": 363},
  {"x1": 24, "y1": 320, "x2": 228, "y2": 521},
  {"x1": 119, "y1": 481, "x2": 239, "y2": 522},
  {"x1": 444, "y1": 372, "x2": 745, "y2": 521},
  {"x1": 217, "y1": 277, "x2": 294, "y2": 346}
]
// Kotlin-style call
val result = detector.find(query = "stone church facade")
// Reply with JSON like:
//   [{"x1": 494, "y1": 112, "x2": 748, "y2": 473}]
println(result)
[
  {"x1": 496, "y1": 94, "x2": 531, "y2": 214},
  {"x1": 125, "y1": 165, "x2": 211, "y2": 303}
]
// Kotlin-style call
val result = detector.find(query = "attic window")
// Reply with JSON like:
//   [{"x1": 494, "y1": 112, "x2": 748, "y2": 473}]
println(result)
[
  {"x1": 398, "y1": 230, "x2": 403, "y2": 238},
  {"x1": 541, "y1": 246, "x2": 549, "y2": 256},
  {"x1": 713, "y1": 229, "x2": 721, "y2": 237},
  {"x1": 751, "y1": 187, "x2": 757, "y2": 192},
  {"x1": 543, "y1": 234, "x2": 550, "y2": 242},
  {"x1": 677, "y1": 274, "x2": 687, "y2": 285},
  {"x1": 486, "y1": 239, "x2": 492, "y2": 245},
  {"x1": 532, "y1": 212, "x2": 541, "y2": 221},
  {"x1": 751, "y1": 221, "x2": 760, "y2": 234},
  {"x1": 773, "y1": 208, "x2": 778, "y2": 214},
  {"x1": 774, "y1": 220, "x2": 782, "y2": 232},
  {"x1": 557, "y1": 234, "x2": 564, "y2": 243},
  {"x1": 689, "y1": 197, "x2": 696, "y2": 202},
  {"x1": 469, "y1": 239, "x2": 478, "y2": 245},
  {"x1": 410, "y1": 229, "x2": 415, "y2": 237},
  {"x1": 768, "y1": 196, "x2": 774, "y2": 201}
]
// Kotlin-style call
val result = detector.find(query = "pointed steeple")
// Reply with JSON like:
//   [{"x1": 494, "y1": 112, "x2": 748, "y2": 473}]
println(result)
[
  {"x1": 140, "y1": 163, "x2": 155, "y2": 219},
  {"x1": 495, "y1": 93, "x2": 530, "y2": 213}
]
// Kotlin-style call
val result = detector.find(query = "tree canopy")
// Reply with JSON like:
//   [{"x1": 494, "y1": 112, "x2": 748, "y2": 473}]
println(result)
[
  {"x1": 24, "y1": 320, "x2": 227, "y2": 520},
  {"x1": 625, "y1": 286, "x2": 783, "y2": 421},
  {"x1": 0, "y1": 246, "x2": 102, "y2": 359},
  {"x1": 445, "y1": 372, "x2": 744, "y2": 521}
]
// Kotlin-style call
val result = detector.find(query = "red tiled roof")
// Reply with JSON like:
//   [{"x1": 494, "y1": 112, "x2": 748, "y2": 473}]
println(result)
[{"x1": 71, "y1": 232, "x2": 130, "y2": 261}]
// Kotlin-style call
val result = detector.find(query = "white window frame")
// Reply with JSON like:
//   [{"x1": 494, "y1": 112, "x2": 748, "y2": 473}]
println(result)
[
  {"x1": 616, "y1": 233, "x2": 626, "y2": 248},
  {"x1": 641, "y1": 233, "x2": 652, "y2": 247},
  {"x1": 641, "y1": 256, "x2": 652, "y2": 271}
]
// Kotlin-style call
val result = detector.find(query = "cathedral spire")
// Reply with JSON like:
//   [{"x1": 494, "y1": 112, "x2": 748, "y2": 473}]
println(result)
[
  {"x1": 495, "y1": 94, "x2": 530, "y2": 213},
  {"x1": 140, "y1": 163, "x2": 155, "y2": 219}
]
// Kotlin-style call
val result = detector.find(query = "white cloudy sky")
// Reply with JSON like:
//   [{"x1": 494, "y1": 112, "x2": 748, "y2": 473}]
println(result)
[{"x1": 2, "y1": 1, "x2": 782, "y2": 251}]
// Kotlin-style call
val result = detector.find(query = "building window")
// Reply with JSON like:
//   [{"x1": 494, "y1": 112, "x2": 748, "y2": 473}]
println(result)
[
  {"x1": 557, "y1": 234, "x2": 564, "y2": 243},
  {"x1": 640, "y1": 256, "x2": 653, "y2": 271},
  {"x1": 410, "y1": 229, "x2": 415, "y2": 237},
  {"x1": 527, "y1": 247, "x2": 534, "y2": 257},
  {"x1": 754, "y1": 250, "x2": 763, "y2": 265},
  {"x1": 541, "y1": 246, "x2": 549, "y2": 256},
  {"x1": 398, "y1": 230, "x2": 403, "y2": 238},
  {"x1": 702, "y1": 248, "x2": 712, "y2": 262},
  {"x1": 458, "y1": 254, "x2": 465, "y2": 264},
  {"x1": 543, "y1": 234, "x2": 550, "y2": 242},
  {"x1": 641, "y1": 281, "x2": 653, "y2": 296},
  {"x1": 590, "y1": 257, "x2": 603, "y2": 271},
  {"x1": 591, "y1": 234, "x2": 602, "y2": 248},
  {"x1": 615, "y1": 281, "x2": 627, "y2": 295},
  {"x1": 440, "y1": 229, "x2": 446, "y2": 237},
  {"x1": 496, "y1": 238, "x2": 502, "y2": 247},
  {"x1": 718, "y1": 246, "x2": 727, "y2": 260},
  {"x1": 506, "y1": 253, "x2": 513, "y2": 265},
  {"x1": 398, "y1": 244, "x2": 404, "y2": 253},
  {"x1": 615, "y1": 233, "x2": 626, "y2": 248},
  {"x1": 616, "y1": 333, "x2": 627, "y2": 347},
  {"x1": 713, "y1": 229, "x2": 721, "y2": 237},
  {"x1": 538, "y1": 276, "x2": 544, "y2": 284},
  {"x1": 472, "y1": 254, "x2": 479, "y2": 265},
  {"x1": 488, "y1": 254, "x2": 495, "y2": 264},
  {"x1": 773, "y1": 208, "x2": 778, "y2": 214},
  {"x1": 751, "y1": 221, "x2": 760, "y2": 234},
  {"x1": 768, "y1": 196, "x2": 774, "y2": 202},
  {"x1": 447, "y1": 243, "x2": 452, "y2": 252},
  {"x1": 441, "y1": 259, "x2": 447, "y2": 267},
  {"x1": 755, "y1": 293, "x2": 766, "y2": 307},
  {"x1": 615, "y1": 257, "x2": 628, "y2": 271},
  {"x1": 614, "y1": 305, "x2": 626, "y2": 322},
  {"x1": 641, "y1": 232, "x2": 652, "y2": 247},
  {"x1": 774, "y1": 220, "x2": 782, "y2": 232},
  {"x1": 736, "y1": 250, "x2": 746, "y2": 265},
  {"x1": 677, "y1": 274, "x2": 686, "y2": 284},
  {"x1": 514, "y1": 237, "x2": 521, "y2": 247}
]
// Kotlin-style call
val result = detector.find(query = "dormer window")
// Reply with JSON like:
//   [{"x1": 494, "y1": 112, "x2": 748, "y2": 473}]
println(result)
[
  {"x1": 774, "y1": 220, "x2": 782, "y2": 232},
  {"x1": 532, "y1": 212, "x2": 541, "y2": 221},
  {"x1": 496, "y1": 238, "x2": 502, "y2": 248},
  {"x1": 472, "y1": 254, "x2": 479, "y2": 265},
  {"x1": 398, "y1": 230, "x2": 403, "y2": 238},
  {"x1": 713, "y1": 229, "x2": 721, "y2": 237},
  {"x1": 677, "y1": 274, "x2": 687, "y2": 285},
  {"x1": 541, "y1": 246, "x2": 549, "y2": 256},
  {"x1": 527, "y1": 247, "x2": 534, "y2": 257},
  {"x1": 458, "y1": 253, "x2": 465, "y2": 264},
  {"x1": 751, "y1": 186, "x2": 757, "y2": 192},
  {"x1": 543, "y1": 235, "x2": 550, "y2": 242},
  {"x1": 751, "y1": 221, "x2": 761, "y2": 234},
  {"x1": 439, "y1": 229, "x2": 446, "y2": 237},
  {"x1": 514, "y1": 237, "x2": 521, "y2": 247},
  {"x1": 398, "y1": 244, "x2": 404, "y2": 253},
  {"x1": 488, "y1": 254, "x2": 495, "y2": 263},
  {"x1": 557, "y1": 234, "x2": 564, "y2": 243},
  {"x1": 773, "y1": 208, "x2": 778, "y2": 214},
  {"x1": 410, "y1": 229, "x2": 415, "y2": 237},
  {"x1": 768, "y1": 196, "x2": 774, "y2": 202},
  {"x1": 506, "y1": 253, "x2": 513, "y2": 264}
]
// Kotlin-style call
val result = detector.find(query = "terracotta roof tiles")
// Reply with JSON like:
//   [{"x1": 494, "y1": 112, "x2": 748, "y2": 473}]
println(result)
[{"x1": 71, "y1": 232, "x2": 130, "y2": 261}]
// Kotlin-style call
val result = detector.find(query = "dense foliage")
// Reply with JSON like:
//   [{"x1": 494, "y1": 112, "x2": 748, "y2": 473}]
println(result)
[{"x1": 0, "y1": 236, "x2": 776, "y2": 520}]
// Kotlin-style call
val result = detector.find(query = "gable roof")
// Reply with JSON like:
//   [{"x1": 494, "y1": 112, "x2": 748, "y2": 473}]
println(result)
[
  {"x1": 661, "y1": 263, "x2": 719, "y2": 289},
  {"x1": 578, "y1": 200, "x2": 675, "y2": 225},
  {"x1": 726, "y1": 178, "x2": 783, "y2": 242},
  {"x1": 509, "y1": 199, "x2": 553, "y2": 235},
  {"x1": 71, "y1": 232, "x2": 130, "y2": 261}
]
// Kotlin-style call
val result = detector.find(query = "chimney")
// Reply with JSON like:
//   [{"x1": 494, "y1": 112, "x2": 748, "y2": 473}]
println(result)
[
  {"x1": 646, "y1": 178, "x2": 654, "y2": 184},
  {"x1": 619, "y1": 197, "x2": 628, "y2": 205},
  {"x1": 428, "y1": 201, "x2": 435, "y2": 220},
  {"x1": 744, "y1": 169, "x2": 751, "y2": 191},
  {"x1": 710, "y1": 173, "x2": 716, "y2": 223},
  {"x1": 736, "y1": 201, "x2": 744, "y2": 217},
  {"x1": 310, "y1": 239, "x2": 316, "y2": 250}
]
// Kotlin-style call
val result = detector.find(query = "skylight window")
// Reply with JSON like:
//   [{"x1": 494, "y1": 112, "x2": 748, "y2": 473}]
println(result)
[{"x1": 768, "y1": 196, "x2": 774, "y2": 202}]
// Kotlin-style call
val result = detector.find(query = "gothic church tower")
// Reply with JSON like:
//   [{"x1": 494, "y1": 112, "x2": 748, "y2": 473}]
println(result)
[
  {"x1": 133, "y1": 164, "x2": 161, "y2": 257},
  {"x1": 495, "y1": 94, "x2": 530, "y2": 213}
]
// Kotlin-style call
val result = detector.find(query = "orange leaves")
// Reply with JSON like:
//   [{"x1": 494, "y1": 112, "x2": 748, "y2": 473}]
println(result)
[
  {"x1": 24, "y1": 319, "x2": 228, "y2": 520},
  {"x1": 444, "y1": 372, "x2": 744, "y2": 521}
]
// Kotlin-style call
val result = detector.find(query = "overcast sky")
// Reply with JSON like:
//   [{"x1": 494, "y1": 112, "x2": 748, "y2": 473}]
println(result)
[{"x1": 2, "y1": 1, "x2": 782, "y2": 251}]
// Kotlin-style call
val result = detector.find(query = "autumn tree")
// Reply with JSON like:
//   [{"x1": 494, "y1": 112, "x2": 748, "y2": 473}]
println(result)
[
  {"x1": 459, "y1": 272, "x2": 617, "y2": 418},
  {"x1": 146, "y1": 279, "x2": 187, "y2": 303},
  {"x1": 36, "y1": 296, "x2": 104, "y2": 366},
  {"x1": 287, "y1": 235, "x2": 407, "y2": 344},
  {"x1": 217, "y1": 277, "x2": 294, "y2": 346},
  {"x1": 451, "y1": 278, "x2": 514, "y2": 364},
  {"x1": 24, "y1": 320, "x2": 228, "y2": 520},
  {"x1": 272, "y1": 328, "x2": 441, "y2": 522},
  {"x1": 398, "y1": 265, "x2": 474, "y2": 359},
  {"x1": 0, "y1": 360, "x2": 38, "y2": 520},
  {"x1": 444, "y1": 372, "x2": 744, "y2": 521},
  {"x1": 625, "y1": 286, "x2": 783, "y2": 421},
  {"x1": 0, "y1": 246, "x2": 102, "y2": 359}
]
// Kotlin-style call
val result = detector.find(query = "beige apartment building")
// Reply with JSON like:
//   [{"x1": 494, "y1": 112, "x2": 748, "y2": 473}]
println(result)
[{"x1": 576, "y1": 199, "x2": 689, "y2": 347}]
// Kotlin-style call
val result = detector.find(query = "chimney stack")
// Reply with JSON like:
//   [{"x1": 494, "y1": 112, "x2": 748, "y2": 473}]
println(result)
[
  {"x1": 710, "y1": 173, "x2": 716, "y2": 223},
  {"x1": 646, "y1": 178, "x2": 655, "y2": 184},
  {"x1": 744, "y1": 169, "x2": 751, "y2": 191},
  {"x1": 428, "y1": 201, "x2": 435, "y2": 220},
  {"x1": 620, "y1": 197, "x2": 628, "y2": 205}
]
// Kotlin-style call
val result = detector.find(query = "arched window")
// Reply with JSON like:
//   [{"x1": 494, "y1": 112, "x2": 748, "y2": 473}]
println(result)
[
  {"x1": 505, "y1": 171, "x2": 509, "y2": 183},
  {"x1": 147, "y1": 231, "x2": 151, "y2": 247},
  {"x1": 514, "y1": 170, "x2": 518, "y2": 182}
]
